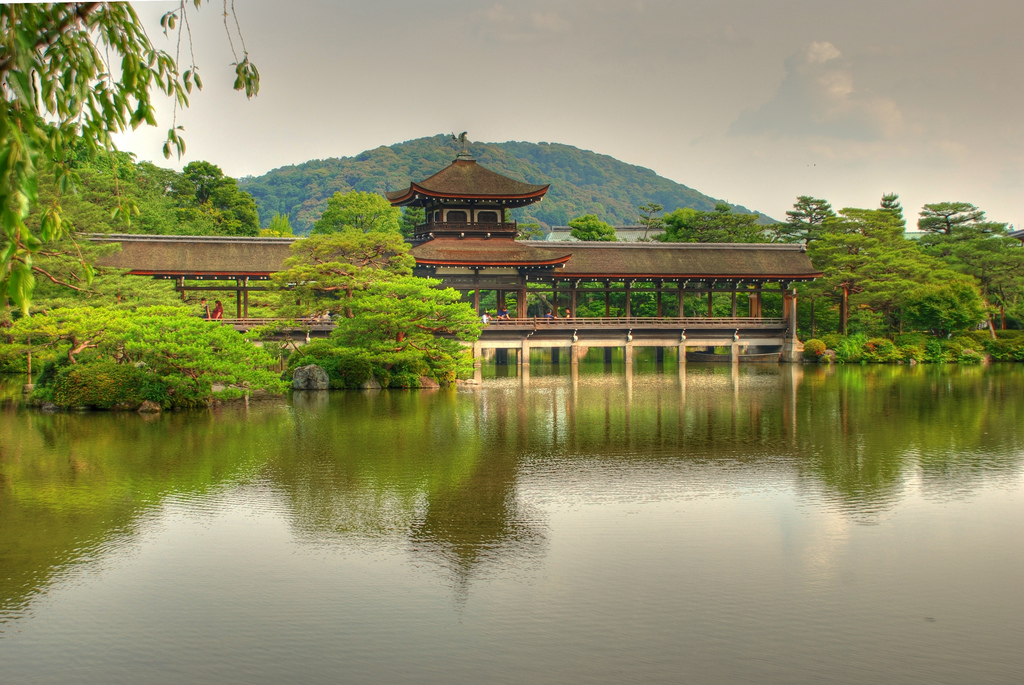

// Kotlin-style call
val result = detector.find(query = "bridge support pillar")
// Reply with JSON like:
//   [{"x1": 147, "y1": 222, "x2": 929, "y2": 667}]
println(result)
[
  {"x1": 731, "y1": 341, "x2": 740, "y2": 364},
  {"x1": 520, "y1": 338, "x2": 531, "y2": 367},
  {"x1": 472, "y1": 341, "x2": 483, "y2": 384},
  {"x1": 571, "y1": 343, "x2": 581, "y2": 365},
  {"x1": 781, "y1": 288, "x2": 804, "y2": 362},
  {"x1": 624, "y1": 342, "x2": 634, "y2": 368},
  {"x1": 678, "y1": 343, "x2": 687, "y2": 368}
]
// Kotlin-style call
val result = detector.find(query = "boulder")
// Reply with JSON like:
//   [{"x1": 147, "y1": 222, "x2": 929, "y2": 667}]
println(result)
[
  {"x1": 138, "y1": 400, "x2": 162, "y2": 413},
  {"x1": 41, "y1": 402, "x2": 61, "y2": 414},
  {"x1": 820, "y1": 349, "x2": 837, "y2": 364},
  {"x1": 292, "y1": 364, "x2": 330, "y2": 390},
  {"x1": 359, "y1": 375, "x2": 381, "y2": 390},
  {"x1": 417, "y1": 375, "x2": 440, "y2": 389}
]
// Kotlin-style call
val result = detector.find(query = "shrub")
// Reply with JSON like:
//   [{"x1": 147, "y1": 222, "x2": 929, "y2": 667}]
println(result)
[
  {"x1": 821, "y1": 333, "x2": 844, "y2": 351},
  {"x1": 899, "y1": 344, "x2": 925, "y2": 362},
  {"x1": 288, "y1": 342, "x2": 375, "y2": 388},
  {"x1": 863, "y1": 338, "x2": 901, "y2": 363},
  {"x1": 958, "y1": 348, "x2": 984, "y2": 364},
  {"x1": 834, "y1": 333, "x2": 867, "y2": 363},
  {"x1": 803, "y1": 339, "x2": 826, "y2": 359},
  {"x1": 986, "y1": 337, "x2": 1024, "y2": 361},
  {"x1": 924, "y1": 338, "x2": 947, "y2": 363},
  {"x1": 50, "y1": 361, "x2": 150, "y2": 409},
  {"x1": 895, "y1": 332, "x2": 929, "y2": 348}
]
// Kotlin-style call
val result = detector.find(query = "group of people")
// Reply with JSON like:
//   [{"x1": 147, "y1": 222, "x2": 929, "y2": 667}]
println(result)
[
  {"x1": 200, "y1": 298, "x2": 224, "y2": 320},
  {"x1": 481, "y1": 307, "x2": 573, "y2": 323}
]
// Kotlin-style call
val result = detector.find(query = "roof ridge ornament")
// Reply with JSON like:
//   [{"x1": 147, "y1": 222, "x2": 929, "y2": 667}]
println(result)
[{"x1": 451, "y1": 131, "x2": 473, "y2": 160}]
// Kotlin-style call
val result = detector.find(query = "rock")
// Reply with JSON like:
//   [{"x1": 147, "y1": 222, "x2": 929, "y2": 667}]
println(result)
[
  {"x1": 22, "y1": 383, "x2": 34, "y2": 394},
  {"x1": 820, "y1": 349, "x2": 837, "y2": 364},
  {"x1": 908, "y1": 358, "x2": 918, "y2": 366},
  {"x1": 456, "y1": 378, "x2": 480, "y2": 387},
  {"x1": 138, "y1": 400, "x2": 161, "y2": 413},
  {"x1": 41, "y1": 402, "x2": 61, "y2": 413},
  {"x1": 292, "y1": 364, "x2": 330, "y2": 390},
  {"x1": 417, "y1": 375, "x2": 440, "y2": 389},
  {"x1": 359, "y1": 375, "x2": 381, "y2": 390}
]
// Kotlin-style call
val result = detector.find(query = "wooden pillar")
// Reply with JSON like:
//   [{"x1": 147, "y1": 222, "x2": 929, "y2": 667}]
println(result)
[
  {"x1": 657, "y1": 287, "x2": 663, "y2": 318},
  {"x1": 518, "y1": 287, "x2": 528, "y2": 319},
  {"x1": 605, "y1": 280, "x2": 611, "y2": 317},
  {"x1": 498, "y1": 290, "x2": 506, "y2": 311},
  {"x1": 570, "y1": 283, "x2": 577, "y2": 317},
  {"x1": 473, "y1": 270, "x2": 481, "y2": 313},
  {"x1": 521, "y1": 337, "x2": 531, "y2": 367},
  {"x1": 624, "y1": 280, "x2": 632, "y2": 318},
  {"x1": 243, "y1": 277, "x2": 250, "y2": 318},
  {"x1": 731, "y1": 289, "x2": 737, "y2": 318},
  {"x1": 235, "y1": 279, "x2": 242, "y2": 319},
  {"x1": 177, "y1": 276, "x2": 185, "y2": 301},
  {"x1": 707, "y1": 289, "x2": 713, "y2": 317},
  {"x1": 678, "y1": 283, "x2": 685, "y2": 317},
  {"x1": 787, "y1": 288, "x2": 798, "y2": 338}
]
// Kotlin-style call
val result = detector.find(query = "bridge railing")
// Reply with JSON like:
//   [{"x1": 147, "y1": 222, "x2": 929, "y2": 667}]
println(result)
[{"x1": 486, "y1": 316, "x2": 785, "y2": 328}]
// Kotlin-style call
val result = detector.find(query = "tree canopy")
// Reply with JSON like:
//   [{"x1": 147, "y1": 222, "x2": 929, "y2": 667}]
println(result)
[
  {"x1": 568, "y1": 214, "x2": 617, "y2": 241},
  {"x1": 658, "y1": 203, "x2": 765, "y2": 243},
  {"x1": 1, "y1": 1, "x2": 258, "y2": 312},
  {"x1": 311, "y1": 190, "x2": 402, "y2": 235}
]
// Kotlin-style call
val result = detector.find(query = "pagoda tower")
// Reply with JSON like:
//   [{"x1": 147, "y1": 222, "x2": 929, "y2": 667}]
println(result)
[{"x1": 385, "y1": 137, "x2": 548, "y2": 241}]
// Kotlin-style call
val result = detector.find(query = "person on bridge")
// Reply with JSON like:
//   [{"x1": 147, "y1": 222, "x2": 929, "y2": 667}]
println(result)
[
  {"x1": 200, "y1": 298, "x2": 211, "y2": 320},
  {"x1": 211, "y1": 301, "x2": 224, "y2": 320},
  {"x1": 481, "y1": 311, "x2": 491, "y2": 325},
  {"x1": 564, "y1": 308, "x2": 572, "y2": 318},
  {"x1": 543, "y1": 310, "x2": 555, "y2": 319},
  {"x1": 496, "y1": 307, "x2": 510, "y2": 320}
]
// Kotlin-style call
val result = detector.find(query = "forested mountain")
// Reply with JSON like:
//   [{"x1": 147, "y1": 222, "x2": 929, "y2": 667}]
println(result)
[{"x1": 239, "y1": 135, "x2": 763, "y2": 234}]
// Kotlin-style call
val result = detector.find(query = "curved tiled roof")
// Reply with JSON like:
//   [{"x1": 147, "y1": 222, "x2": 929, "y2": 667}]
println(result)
[
  {"x1": 411, "y1": 238, "x2": 571, "y2": 267},
  {"x1": 386, "y1": 159, "x2": 548, "y2": 204}
]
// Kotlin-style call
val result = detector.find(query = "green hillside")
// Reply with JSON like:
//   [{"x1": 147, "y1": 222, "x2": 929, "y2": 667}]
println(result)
[{"x1": 239, "y1": 135, "x2": 765, "y2": 234}]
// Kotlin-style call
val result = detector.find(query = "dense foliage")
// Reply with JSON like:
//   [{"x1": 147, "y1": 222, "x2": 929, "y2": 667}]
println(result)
[
  {"x1": 0, "y1": 2, "x2": 258, "y2": 312},
  {"x1": 8, "y1": 306, "x2": 283, "y2": 408},
  {"x1": 657, "y1": 203, "x2": 766, "y2": 243},
  {"x1": 790, "y1": 194, "x2": 1022, "y2": 339},
  {"x1": 568, "y1": 214, "x2": 617, "y2": 241},
  {"x1": 271, "y1": 194, "x2": 481, "y2": 387},
  {"x1": 239, "y1": 135, "x2": 763, "y2": 233}
]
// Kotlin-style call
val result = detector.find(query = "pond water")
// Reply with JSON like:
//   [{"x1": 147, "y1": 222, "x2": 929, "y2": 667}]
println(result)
[{"x1": 1, "y1": 364, "x2": 1023, "y2": 684}]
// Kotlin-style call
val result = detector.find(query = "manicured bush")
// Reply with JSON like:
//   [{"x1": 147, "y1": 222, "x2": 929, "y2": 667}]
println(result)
[
  {"x1": 287, "y1": 342, "x2": 375, "y2": 388},
  {"x1": 803, "y1": 339, "x2": 826, "y2": 359},
  {"x1": 50, "y1": 361, "x2": 149, "y2": 409},
  {"x1": 863, "y1": 338, "x2": 902, "y2": 363}
]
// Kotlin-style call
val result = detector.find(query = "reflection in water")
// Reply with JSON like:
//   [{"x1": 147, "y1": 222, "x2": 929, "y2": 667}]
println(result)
[{"x1": 1, "y1": 365, "x2": 1023, "y2": 682}]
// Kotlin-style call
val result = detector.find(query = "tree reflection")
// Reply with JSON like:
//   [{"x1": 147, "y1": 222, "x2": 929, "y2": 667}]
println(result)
[{"x1": 2, "y1": 365, "x2": 1023, "y2": 616}]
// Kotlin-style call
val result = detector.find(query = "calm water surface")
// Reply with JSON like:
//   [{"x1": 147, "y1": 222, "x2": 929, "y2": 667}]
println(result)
[{"x1": 1, "y1": 363, "x2": 1023, "y2": 684}]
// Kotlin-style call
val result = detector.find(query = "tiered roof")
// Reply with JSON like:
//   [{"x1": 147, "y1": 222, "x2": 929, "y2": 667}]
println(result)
[{"x1": 385, "y1": 159, "x2": 548, "y2": 207}]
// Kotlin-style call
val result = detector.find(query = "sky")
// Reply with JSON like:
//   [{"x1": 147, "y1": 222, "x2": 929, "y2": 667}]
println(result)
[{"x1": 117, "y1": 0, "x2": 1024, "y2": 227}]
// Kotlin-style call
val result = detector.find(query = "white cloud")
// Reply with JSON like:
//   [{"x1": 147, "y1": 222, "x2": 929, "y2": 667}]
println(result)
[{"x1": 729, "y1": 42, "x2": 903, "y2": 141}]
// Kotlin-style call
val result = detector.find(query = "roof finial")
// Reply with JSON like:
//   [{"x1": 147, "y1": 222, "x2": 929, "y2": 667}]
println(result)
[{"x1": 451, "y1": 131, "x2": 472, "y2": 160}]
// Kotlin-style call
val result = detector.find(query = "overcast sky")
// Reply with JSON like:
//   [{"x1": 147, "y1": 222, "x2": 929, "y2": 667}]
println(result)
[{"x1": 118, "y1": 0, "x2": 1024, "y2": 227}]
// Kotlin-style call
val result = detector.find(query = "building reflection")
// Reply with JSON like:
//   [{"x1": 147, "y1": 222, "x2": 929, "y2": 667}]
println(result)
[{"x1": 2, "y1": 365, "x2": 1023, "y2": 614}]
